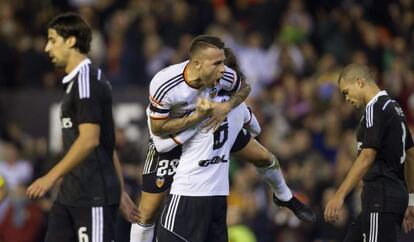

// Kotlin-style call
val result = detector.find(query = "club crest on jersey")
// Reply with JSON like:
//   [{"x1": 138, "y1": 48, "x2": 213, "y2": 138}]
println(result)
[
  {"x1": 156, "y1": 177, "x2": 165, "y2": 188},
  {"x1": 209, "y1": 88, "x2": 218, "y2": 99}
]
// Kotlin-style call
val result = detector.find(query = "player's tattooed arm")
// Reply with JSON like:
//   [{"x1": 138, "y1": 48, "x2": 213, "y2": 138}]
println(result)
[
  {"x1": 203, "y1": 80, "x2": 251, "y2": 131},
  {"x1": 151, "y1": 98, "x2": 212, "y2": 136},
  {"x1": 227, "y1": 80, "x2": 251, "y2": 109}
]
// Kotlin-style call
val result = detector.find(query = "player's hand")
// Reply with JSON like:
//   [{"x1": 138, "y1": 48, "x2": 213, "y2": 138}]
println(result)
[
  {"x1": 201, "y1": 102, "x2": 232, "y2": 131},
  {"x1": 324, "y1": 194, "x2": 344, "y2": 223},
  {"x1": 403, "y1": 206, "x2": 414, "y2": 233},
  {"x1": 26, "y1": 174, "x2": 56, "y2": 199},
  {"x1": 195, "y1": 98, "x2": 213, "y2": 117},
  {"x1": 119, "y1": 191, "x2": 139, "y2": 223}
]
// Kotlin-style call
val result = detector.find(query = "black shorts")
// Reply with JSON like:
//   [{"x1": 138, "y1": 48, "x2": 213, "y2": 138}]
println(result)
[
  {"x1": 45, "y1": 202, "x2": 118, "y2": 242},
  {"x1": 141, "y1": 140, "x2": 181, "y2": 193},
  {"x1": 231, "y1": 128, "x2": 251, "y2": 153},
  {"x1": 142, "y1": 130, "x2": 250, "y2": 194},
  {"x1": 157, "y1": 194, "x2": 228, "y2": 242},
  {"x1": 343, "y1": 211, "x2": 404, "y2": 242}
]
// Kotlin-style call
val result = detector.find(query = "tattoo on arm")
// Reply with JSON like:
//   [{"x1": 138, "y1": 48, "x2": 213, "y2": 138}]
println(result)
[
  {"x1": 151, "y1": 113, "x2": 204, "y2": 136},
  {"x1": 228, "y1": 80, "x2": 251, "y2": 108}
]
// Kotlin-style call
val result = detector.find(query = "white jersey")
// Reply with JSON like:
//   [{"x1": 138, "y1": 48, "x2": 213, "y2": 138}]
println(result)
[
  {"x1": 147, "y1": 61, "x2": 240, "y2": 120},
  {"x1": 170, "y1": 101, "x2": 254, "y2": 196},
  {"x1": 146, "y1": 108, "x2": 196, "y2": 152},
  {"x1": 148, "y1": 104, "x2": 260, "y2": 153}
]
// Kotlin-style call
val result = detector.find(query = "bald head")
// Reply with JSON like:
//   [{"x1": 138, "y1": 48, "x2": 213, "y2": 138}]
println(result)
[{"x1": 338, "y1": 64, "x2": 375, "y2": 86}]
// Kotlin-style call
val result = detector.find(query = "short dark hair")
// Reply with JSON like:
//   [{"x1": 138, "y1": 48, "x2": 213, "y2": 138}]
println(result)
[
  {"x1": 189, "y1": 35, "x2": 224, "y2": 59},
  {"x1": 48, "y1": 12, "x2": 92, "y2": 54},
  {"x1": 224, "y1": 47, "x2": 245, "y2": 81},
  {"x1": 338, "y1": 63, "x2": 374, "y2": 86}
]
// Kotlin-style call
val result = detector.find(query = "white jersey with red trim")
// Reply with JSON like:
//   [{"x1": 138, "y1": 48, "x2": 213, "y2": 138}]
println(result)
[
  {"x1": 147, "y1": 61, "x2": 240, "y2": 121},
  {"x1": 170, "y1": 100, "x2": 253, "y2": 196},
  {"x1": 148, "y1": 102, "x2": 260, "y2": 153}
]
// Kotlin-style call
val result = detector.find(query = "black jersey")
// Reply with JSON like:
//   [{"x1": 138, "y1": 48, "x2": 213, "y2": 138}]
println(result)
[
  {"x1": 58, "y1": 59, "x2": 120, "y2": 207},
  {"x1": 356, "y1": 91, "x2": 413, "y2": 214}
]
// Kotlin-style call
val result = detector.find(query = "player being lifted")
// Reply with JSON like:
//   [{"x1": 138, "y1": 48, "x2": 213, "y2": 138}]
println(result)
[
  {"x1": 131, "y1": 37, "x2": 316, "y2": 242},
  {"x1": 156, "y1": 84, "x2": 260, "y2": 241}
]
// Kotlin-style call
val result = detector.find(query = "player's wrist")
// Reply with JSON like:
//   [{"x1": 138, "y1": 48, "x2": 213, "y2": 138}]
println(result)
[
  {"x1": 409, "y1": 193, "x2": 414, "y2": 206},
  {"x1": 225, "y1": 99, "x2": 237, "y2": 109},
  {"x1": 334, "y1": 189, "x2": 347, "y2": 200},
  {"x1": 47, "y1": 169, "x2": 61, "y2": 183}
]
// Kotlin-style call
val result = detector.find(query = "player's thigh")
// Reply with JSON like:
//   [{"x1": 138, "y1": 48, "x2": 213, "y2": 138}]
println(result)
[
  {"x1": 232, "y1": 138, "x2": 270, "y2": 166},
  {"x1": 142, "y1": 143, "x2": 179, "y2": 194},
  {"x1": 71, "y1": 205, "x2": 118, "y2": 242},
  {"x1": 206, "y1": 196, "x2": 228, "y2": 242},
  {"x1": 157, "y1": 195, "x2": 212, "y2": 242},
  {"x1": 138, "y1": 190, "x2": 168, "y2": 222},
  {"x1": 157, "y1": 225, "x2": 189, "y2": 242},
  {"x1": 361, "y1": 212, "x2": 403, "y2": 242},
  {"x1": 44, "y1": 202, "x2": 76, "y2": 242}
]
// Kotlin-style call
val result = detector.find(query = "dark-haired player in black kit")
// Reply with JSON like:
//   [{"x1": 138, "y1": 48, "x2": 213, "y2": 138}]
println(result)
[
  {"x1": 325, "y1": 63, "x2": 414, "y2": 241},
  {"x1": 26, "y1": 13, "x2": 138, "y2": 242}
]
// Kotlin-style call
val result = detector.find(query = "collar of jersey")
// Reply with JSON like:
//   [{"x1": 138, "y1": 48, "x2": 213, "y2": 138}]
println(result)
[
  {"x1": 366, "y1": 90, "x2": 387, "y2": 108},
  {"x1": 62, "y1": 58, "x2": 92, "y2": 84}
]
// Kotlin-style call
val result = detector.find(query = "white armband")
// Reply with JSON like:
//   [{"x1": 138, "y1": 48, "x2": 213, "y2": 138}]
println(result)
[{"x1": 409, "y1": 193, "x2": 414, "y2": 206}]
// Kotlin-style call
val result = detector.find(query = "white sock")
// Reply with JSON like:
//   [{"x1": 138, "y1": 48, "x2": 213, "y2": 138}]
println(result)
[
  {"x1": 130, "y1": 222, "x2": 155, "y2": 242},
  {"x1": 256, "y1": 154, "x2": 293, "y2": 201}
]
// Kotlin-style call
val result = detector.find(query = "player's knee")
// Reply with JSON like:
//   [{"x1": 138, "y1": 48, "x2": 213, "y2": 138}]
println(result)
[
  {"x1": 249, "y1": 150, "x2": 273, "y2": 167},
  {"x1": 137, "y1": 201, "x2": 158, "y2": 224},
  {"x1": 137, "y1": 206, "x2": 157, "y2": 224}
]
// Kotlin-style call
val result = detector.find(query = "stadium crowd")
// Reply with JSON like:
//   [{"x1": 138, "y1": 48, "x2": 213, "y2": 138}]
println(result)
[{"x1": 1, "y1": 0, "x2": 414, "y2": 241}]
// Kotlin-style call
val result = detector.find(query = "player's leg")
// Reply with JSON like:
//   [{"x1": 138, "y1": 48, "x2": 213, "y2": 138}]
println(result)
[
  {"x1": 130, "y1": 191, "x2": 168, "y2": 242},
  {"x1": 157, "y1": 195, "x2": 213, "y2": 242},
  {"x1": 130, "y1": 141, "x2": 180, "y2": 242},
  {"x1": 44, "y1": 202, "x2": 77, "y2": 242},
  {"x1": 206, "y1": 196, "x2": 228, "y2": 242},
  {"x1": 70, "y1": 205, "x2": 118, "y2": 242},
  {"x1": 232, "y1": 138, "x2": 292, "y2": 200},
  {"x1": 361, "y1": 212, "x2": 404, "y2": 242},
  {"x1": 232, "y1": 136, "x2": 316, "y2": 223}
]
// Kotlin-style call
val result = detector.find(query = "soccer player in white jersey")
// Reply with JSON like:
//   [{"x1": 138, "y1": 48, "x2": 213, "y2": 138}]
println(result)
[
  {"x1": 131, "y1": 44, "x2": 316, "y2": 241},
  {"x1": 131, "y1": 36, "x2": 251, "y2": 241},
  {"x1": 156, "y1": 92, "x2": 259, "y2": 241}
]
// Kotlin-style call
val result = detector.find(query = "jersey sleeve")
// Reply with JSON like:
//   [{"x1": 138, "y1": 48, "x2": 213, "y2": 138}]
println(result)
[
  {"x1": 218, "y1": 66, "x2": 241, "y2": 92},
  {"x1": 361, "y1": 104, "x2": 384, "y2": 150},
  {"x1": 74, "y1": 71, "x2": 103, "y2": 125},
  {"x1": 150, "y1": 135, "x2": 177, "y2": 153},
  {"x1": 151, "y1": 128, "x2": 197, "y2": 152},
  {"x1": 148, "y1": 74, "x2": 174, "y2": 120}
]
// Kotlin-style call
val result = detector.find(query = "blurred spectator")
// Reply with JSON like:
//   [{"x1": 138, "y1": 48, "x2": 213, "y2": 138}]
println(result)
[
  {"x1": 227, "y1": 206, "x2": 257, "y2": 242},
  {"x1": 0, "y1": 0, "x2": 414, "y2": 241},
  {"x1": 0, "y1": 177, "x2": 44, "y2": 242},
  {"x1": 0, "y1": 142, "x2": 32, "y2": 191}
]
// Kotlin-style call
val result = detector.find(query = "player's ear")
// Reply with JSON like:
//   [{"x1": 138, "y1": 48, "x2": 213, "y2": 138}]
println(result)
[
  {"x1": 193, "y1": 59, "x2": 202, "y2": 70},
  {"x1": 66, "y1": 36, "x2": 77, "y2": 49},
  {"x1": 356, "y1": 77, "x2": 364, "y2": 88}
]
